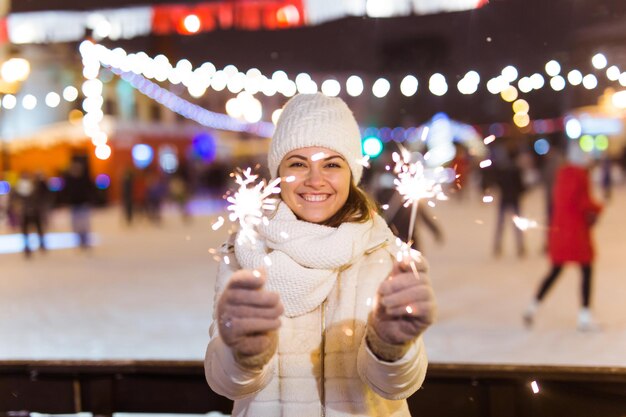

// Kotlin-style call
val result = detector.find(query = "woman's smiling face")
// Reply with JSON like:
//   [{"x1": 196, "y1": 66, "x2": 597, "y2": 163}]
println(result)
[{"x1": 278, "y1": 147, "x2": 351, "y2": 224}]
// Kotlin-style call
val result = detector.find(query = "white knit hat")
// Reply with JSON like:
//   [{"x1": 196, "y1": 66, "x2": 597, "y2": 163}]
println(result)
[{"x1": 268, "y1": 93, "x2": 363, "y2": 183}]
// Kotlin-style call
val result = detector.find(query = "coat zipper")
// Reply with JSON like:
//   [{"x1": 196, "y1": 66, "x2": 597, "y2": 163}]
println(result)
[{"x1": 320, "y1": 298, "x2": 327, "y2": 417}]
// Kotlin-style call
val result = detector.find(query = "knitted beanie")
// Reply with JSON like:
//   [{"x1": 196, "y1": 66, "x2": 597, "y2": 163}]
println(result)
[{"x1": 268, "y1": 93, "x2": 363, "y2": 183}]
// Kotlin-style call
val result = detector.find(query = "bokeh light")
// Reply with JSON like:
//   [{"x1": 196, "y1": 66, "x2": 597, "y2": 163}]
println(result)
[
  {"x1": 192, "y1": 132, "x2": 217, "y2": 162},
  {"x1": 534, "y1": 138, "x2": 550, "y2": 155},
  {"x1": 346, "y1": 75, "x2": 364, "y2": 97},
  {"x1": 95, "y1": 174, "x2": 111, "y2": 190},
  {"x1": 372, "y1": 78, "x2": 391, "y2": 98},
  {"x1": 565, "y1": 117, "x2": 582, "y2": 139},
  {"x1": 321, "y1": 79, "x2": 341, "y2": 97},
  {"x1": 501, "y1": 65, "x2": 518, "y2": 82},
  {"x1": 47, "y1": 177, "x2": 64, "y2": 192},
  {"x1": 0, "y1": 181, "x2": 10, "y2": 195},
  {"x1": 606, "y1": 66, "x2": 620, "y2": 81},
  {"x1": 95, "y1": 144, "x2": 112, "y2": 160},
  {"x1": 513, "y1": 112, "x2": 530, "y2": 128},
  {"x1": 567, "y1": 70, "x2": 583, "y2": 86},
  {"x1": 2, "y1": 94, "x2": 16, "y2": 109},
  {"x1": 550, "y1": 76, "x2": 566, "y2": 91},
  {"x1": 595, "y1": 135, "x2": 609, "y2": 151},
  {"x1": 132, "y1": 144, "x2": 154, "y2": 169},
  {"x1": 591, "y1": 53, "x2": 607, "y2": 69},
  {"x1": 579, "y1": 135, "x2": 594, "y2": 152},
  {"x1": 500, "y1": 85, "x2": 518, "y2": 102},
  {"x1": 512, "y1": 99, "x2": 529, "y2": 114},
  {"x1": 545, "y1": 60, "x2": 561, "y2": 76},
  {"x1": 159, "y1": 146, "x2": 179, "y2": 173},
  {"x1": 428, "y1": 73, "x2": 448, "y2": 96},
  {"x1": 400, "y1": 75, "x2": 418, "y2": 97},
  {"x1": 45, "y1": 92, "x2": 61, "y2": 108},
  {"x1": 582, "y1": 74, "x2": 598, "y2": 89},
  {"x1": 22, "y1": 94, "x2": 37, "y2": 110},
  {"x1": 362, "y1": 136, "x2": 384, "y2": 158},
  {"x1": 183, "y1": 14, "x2": 201, "y2": 33}
]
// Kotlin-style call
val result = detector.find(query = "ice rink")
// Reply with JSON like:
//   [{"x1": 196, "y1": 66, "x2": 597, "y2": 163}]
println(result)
[{"x1": 1, "y1": 184, "x2": 625, "y2": 368}]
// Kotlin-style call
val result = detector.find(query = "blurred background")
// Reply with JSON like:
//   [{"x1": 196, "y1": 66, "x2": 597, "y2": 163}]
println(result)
[{"x1": 1, "y1": 0, "x2": 626, "y2": 415}]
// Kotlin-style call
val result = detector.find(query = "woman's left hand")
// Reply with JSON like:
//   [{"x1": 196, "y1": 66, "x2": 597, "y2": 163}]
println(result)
[{"x1": 369, "y1": 260, "x2": 436, "y2": 346}]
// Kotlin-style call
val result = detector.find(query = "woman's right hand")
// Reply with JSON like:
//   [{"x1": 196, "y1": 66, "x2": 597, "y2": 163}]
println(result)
[{"x1": 217, "y1": 269, "x2": 284, "y2": 369}]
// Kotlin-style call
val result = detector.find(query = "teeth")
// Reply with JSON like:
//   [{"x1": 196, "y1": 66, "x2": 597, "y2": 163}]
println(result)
[{"x1": 302, "y1": 194, "x2": 329, "y2": 202}]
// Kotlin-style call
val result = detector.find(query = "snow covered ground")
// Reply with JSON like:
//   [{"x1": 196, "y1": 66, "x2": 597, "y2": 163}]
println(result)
[{"x1": 1, "y1": 184, "x2": 625, "y2": 368}]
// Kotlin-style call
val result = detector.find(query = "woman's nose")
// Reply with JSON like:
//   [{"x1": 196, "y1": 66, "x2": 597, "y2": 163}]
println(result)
[{"x1": 304, "y1": 167, "x2": 324, "y2": 187}]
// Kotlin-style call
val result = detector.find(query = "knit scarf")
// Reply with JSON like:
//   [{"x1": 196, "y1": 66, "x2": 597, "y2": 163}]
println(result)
[{"x1": 235, "y1": 202, "x2": 393, "y2": 317}]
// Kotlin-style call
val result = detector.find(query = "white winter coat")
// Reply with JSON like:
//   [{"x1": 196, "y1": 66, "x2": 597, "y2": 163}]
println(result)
[{"x1": 205, "y1": 215, "x2": 429, "y2": 417}]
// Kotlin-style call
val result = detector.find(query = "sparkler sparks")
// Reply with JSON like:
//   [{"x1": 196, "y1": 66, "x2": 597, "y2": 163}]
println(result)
[
  {"x1": 513, "y1": 216, "x2": 539, "y2": 231},
  {"x1": 357, "y1": 155, "x2": 371, "y2": 168},
  {"x1": 391, "y1": 148, "x2": 449, "y2": 247},
  {"x1": 225, "y1": 167, "x2": 281, "y2": 245},
  {"x1": 479, "y1": 159, "x2": 493, "y2": 168},
  {"x1": 211, "y1": 216, "x2": 225, "y2": 230}
]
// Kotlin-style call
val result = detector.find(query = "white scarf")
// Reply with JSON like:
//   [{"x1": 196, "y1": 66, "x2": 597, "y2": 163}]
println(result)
[{"x1": 235, "y1": 202, "x2": 393, "y2": 317}]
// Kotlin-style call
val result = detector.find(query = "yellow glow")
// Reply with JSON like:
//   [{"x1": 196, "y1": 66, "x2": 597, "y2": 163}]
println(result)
[
  {"x1": 500, "y1": 86, "x2": 518, "y2": 102},
  {"x1": 513, "y1": 112, "x2": 530, "y2": 127},
  {"x1": 1, "y1": 58, "x2": 30, "y2": 83},
  {"x1": 512, "y1": 99, "x2": 529, "y2": 114},
  {"x1": 68, "y1": 109, "x2": 84, "y2": 125},
  {"x1": 612, "y1": 90, "x2": 626, "y2": 109}
]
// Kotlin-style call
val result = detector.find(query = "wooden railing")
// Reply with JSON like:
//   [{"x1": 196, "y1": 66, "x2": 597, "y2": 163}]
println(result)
[{"x1": 1, "y1": 361, "x2": 625, "y2": 417}]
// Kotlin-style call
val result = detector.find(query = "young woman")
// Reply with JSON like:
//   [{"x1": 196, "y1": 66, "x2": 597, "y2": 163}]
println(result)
[{"x1": 205, "y1": 93, "x2": 436, "y2": 417}]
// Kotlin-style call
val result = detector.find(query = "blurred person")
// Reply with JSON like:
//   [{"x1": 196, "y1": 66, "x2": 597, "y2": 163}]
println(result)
[
  {"x1": 64, "y1": 159, "x2": 94, "y2": 250},
  {"x1": 12, "y1": 172, "x2": 48, "y2": 257},
  {"x1": 367, "y1": 152, "x2": 444, "y2": 253},
  {"x1": 487, "y1": 149, "x2": 527, "y2": 258},
  {"x1": 376, "y1": 172, "x2": 444, "y2": 253},
  {"x1": 168, "y1": 172, "x2": 191, "y2": 223},
  {"x1": 523, "y1": 145, "x2": 603, "y2": 331},
  {"x1": 121, "y1": 167, "x2": 135, "y2": 225},
  {"x1": 205, "y1": 94, "x2": 436, "y2": 417},
  {"x1": 145, "y1": 168, "x2": 166, "y2": 224},
  {"x1": 449, "y1": 143, "x2": 472, "y2": 200},
  {"x1": 600, "y1": 155, "x2": 613, "y2": 202}
]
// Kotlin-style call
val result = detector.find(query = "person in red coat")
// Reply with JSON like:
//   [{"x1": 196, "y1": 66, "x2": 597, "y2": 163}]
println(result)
[{"x1": 523, "y1": 147, "x2": 603, "y2": 331}]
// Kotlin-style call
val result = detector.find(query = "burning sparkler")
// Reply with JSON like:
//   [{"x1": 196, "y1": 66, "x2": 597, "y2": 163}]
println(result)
[
  {"x1": 215, "y1": 167, "x2": 281, "y2": 245},
  {"x1": 391, "y1": 147, "x2": 449, "y2": 247}
]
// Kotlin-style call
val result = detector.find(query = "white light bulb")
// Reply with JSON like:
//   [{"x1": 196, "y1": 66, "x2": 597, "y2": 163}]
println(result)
[
  {"x1": 591, "y1": 53, "x2": 607, "y2": 70},
  {"x1": 372, "y1": 78, "x2": 391, "y2": 98},
  {"x1": 567, "y1": 70, "x2": 583, "y2": 86},
  {"x1": 321, "y1": 79, "x2": 341, "y2": 97},
  {"x1": 545, "y1": 60, "x2": 561, "y2": 76},
  {"x1": 582, "y1": 74, "x2": 598, "y2": 89},
  {"x1": 400, "y1": 75, "x2": 418, "y2": 96},
  {"x1": 501, "y1": 65, "x2": 518, "y2": 82},
  {"x1": 45, "y1": 92, "x2": 61, "y2": 108},
  {"x1": 550, "y1": 76, "x2": 566, "y2": 91},
  {"x1": 346, "y1": 75, "x2": 364, "y2": 97}
]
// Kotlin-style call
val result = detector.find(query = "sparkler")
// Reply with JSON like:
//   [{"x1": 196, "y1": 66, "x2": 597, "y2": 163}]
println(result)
[
  {"x1": 391, "y1": 147, "x2": 448, "y2": 248},
  {"x1": 218, "y1": 167, "x2": 281, "y2": 245}
]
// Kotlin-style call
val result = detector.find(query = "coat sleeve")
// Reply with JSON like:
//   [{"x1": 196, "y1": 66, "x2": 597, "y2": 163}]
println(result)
[
  {"x1": 356, "y1": 244, "x2": 429, "y2": 400},
  {"x1": 357, "y1": 334, "x2": 428, "y2": 400},
  {"x1": 204, "y1": 236, "x2": 276, "y2": 400}
]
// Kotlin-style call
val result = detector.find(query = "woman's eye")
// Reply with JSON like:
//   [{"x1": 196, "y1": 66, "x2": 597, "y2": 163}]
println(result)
[
  {"x1": 325, "y1": 163, "x2": 342, "y2": 168},
  {"x1": 289, "y1": 162, "x2": 305, "y2": 168}
]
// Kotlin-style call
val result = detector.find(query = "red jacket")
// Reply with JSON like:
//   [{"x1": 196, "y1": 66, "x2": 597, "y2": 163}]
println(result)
[{"x1": 548, "y1": 164, "x2": 602, "y2": 263}]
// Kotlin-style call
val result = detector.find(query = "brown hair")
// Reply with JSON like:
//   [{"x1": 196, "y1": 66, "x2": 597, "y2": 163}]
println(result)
[{"x1": 320, "y1": 181, "x2": 379, "y2": 228}]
